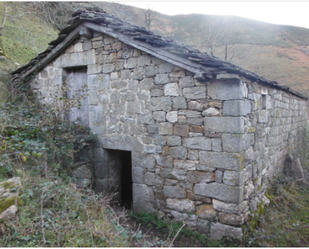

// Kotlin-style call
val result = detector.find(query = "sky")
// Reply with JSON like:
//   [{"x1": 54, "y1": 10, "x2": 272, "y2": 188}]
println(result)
[{"x1": 114, "y1": 1, "x2": 309, "y2": 29}]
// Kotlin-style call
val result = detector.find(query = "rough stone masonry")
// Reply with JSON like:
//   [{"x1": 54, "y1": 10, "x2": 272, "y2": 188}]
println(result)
[{"x1": 27, "y1": 27, "x2": 307, "y2": 240}]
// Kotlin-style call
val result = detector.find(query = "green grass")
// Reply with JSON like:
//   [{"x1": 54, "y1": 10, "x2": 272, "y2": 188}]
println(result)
[
  {"x1": 0, "y1": 168, "x2": 132, "y2": 247},
  {"x1": 246, "y1": 178, "x2": 309, "y2": 247},
  {"x1": 0, "y1": 2, "x2": 58, "y2": 71}
]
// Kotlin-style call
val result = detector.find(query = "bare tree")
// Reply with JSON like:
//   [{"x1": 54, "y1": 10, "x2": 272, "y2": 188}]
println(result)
[
  {"x1": 201, "y1": 17, "x2": 222, "y2": 57},
  {"x1": 202, "y1": 16, "x2": 241, "y2": 62},
  {"x1": 144, "y1": 5, "x2": 156, "y2": 32}
]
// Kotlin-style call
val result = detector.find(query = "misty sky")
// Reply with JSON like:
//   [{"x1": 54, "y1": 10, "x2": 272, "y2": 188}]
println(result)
[{"x1": 117, "y1": 1, "x2": 309, "y2": 29}]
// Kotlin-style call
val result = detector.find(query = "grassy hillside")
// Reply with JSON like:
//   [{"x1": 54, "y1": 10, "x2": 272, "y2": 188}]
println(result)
[
  {"x1": 0, "y1": 2, "x2": 58, "y2": 70},
  {"x1": 0, "y1": 2, "x2": 58, "y2": 103}
]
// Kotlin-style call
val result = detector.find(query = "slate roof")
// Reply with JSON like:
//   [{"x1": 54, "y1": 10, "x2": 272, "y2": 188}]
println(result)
[{"x1": 11, "y1": 7, "x2": 307, "y2": 99}]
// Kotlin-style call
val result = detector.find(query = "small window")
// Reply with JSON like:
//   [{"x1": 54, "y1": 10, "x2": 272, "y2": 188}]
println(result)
[{"x1": 262, "y1": 94, "x2": 267, "y2": 110}]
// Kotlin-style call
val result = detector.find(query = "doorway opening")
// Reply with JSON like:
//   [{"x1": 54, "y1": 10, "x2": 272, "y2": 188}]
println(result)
[
  {"x1": 104, "y1": 149, "x2": 133, "y2": 209},
  {"x1": 120, "y1": 151, "x2": 133, "y2": 209}
]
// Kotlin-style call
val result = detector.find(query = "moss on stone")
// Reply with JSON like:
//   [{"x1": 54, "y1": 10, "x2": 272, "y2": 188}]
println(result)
[
  {"x1": 243, "y1": 202, "x2": 265, "y2": 236},
  {"x1": 0, "y1": 181, "x2": 16, "y2": 190},
  {"x1": 248, "y1": 127, "x2": 256, "y2": 133},
  {"x1": 0, "y1": 196, "x2": 22, "y2": 213}
]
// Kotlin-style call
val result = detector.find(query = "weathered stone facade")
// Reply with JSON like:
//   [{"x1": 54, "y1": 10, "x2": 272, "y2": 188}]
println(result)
[{"x1": 29, "y1": 31, "x2": 307, "y2": 240}]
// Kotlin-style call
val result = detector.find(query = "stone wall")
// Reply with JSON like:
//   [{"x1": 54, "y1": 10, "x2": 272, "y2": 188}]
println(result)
[{"x1": 29, "y1": 31, "x2": 307, "y2": 240}]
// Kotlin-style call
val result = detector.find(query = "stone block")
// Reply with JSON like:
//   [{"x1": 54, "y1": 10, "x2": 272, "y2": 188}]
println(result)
[
  {"x1": 126, "y1": 58, "x2": 137, "y2": 68},
  {"x1": 138, "y1": 55, "x2": 151, "y2": 66},
  {"x1": 140, "y1": 78, "x2": 154, "y2": 90},
  {"x1": 166, "y1": 111, "x2": 178, "y2": 123},
  {"x1": 179, "y1": 110, "x2": 202, "y2": 118},
  {"x1": 152, "y1": 57, "x2": 165, "y2": 65},
  {"x1": 164, "y1": 83, "x2": 180, "y2": 96},
  {"x1": 100, "y1": 136, "x2": 143, "y2": 152},
  {"x1": 170, "y1": 210, "x2": 189, "y2": 222},
  {"x1": 212, "y1": 199, "x2": 248, "y2": 214},
  {"x1": 187, "y1": 171, "x2": 215, "y2": 183},
  {"x1": 72, "y1": 164, "x2": 93, "y2": 179},
  {"x1": 155, "y1": 74, "x2": 169, "y2": 84},
  {"x1": 159, "y1": 62, "x2": 174, "y2": 73},
  {"x1": 174, "y1": 125, "x2": 189, "y2": 137},
  {"x1": 183, "y1": 86, "x2": 206, "y2": 100},
  {"x1": 127, "y1": 101, "x2": 141, "y2": 114},
  {"x1": 132, "y1": 167, "x2": 144, "y2": 184},
  {"x1": 150, "y1": 89, "x2": 163, "y2": 97},
  {"x1": 88, "y1": 74, "x2": 109, "y2": 90},
  {"x1": 210, "y1": 222, "x2": 243, "y2": 240},
  {"x1": 166, "y1": 199, "x2": 195, "y2": 212},
  {"x1": 94, "y1": 162, "x2": 109, "y2": 178},
  {"x1": 223, "y1": 170, "x2": 240, "y2": 186},
  {"x1": 188, "y1": 150, "x2": 199, "y2": 160},
  {"x1": 120, "y1": 70, "x2": 131, "y2": 79},
  {"x1": 187, "y1": 118, "x2": 203, "y2": 126},
  {"x1": 144, "y1": 172, "x2": 155, "y2": 186},
  {"x1": 153, "y1": 111, "x2": 166, "y2": 122},
  {"x1": 188, "y1": 101, "x2": 204, "y2": 111},
  {"x1": 159, "y1": 122, "x2": 173, "y2": 135},
  {"x1": 174, "y1": 160, "x2": 196, "y2": 171},
  {"x1": 258, "y1": 110, "x2": 268, "y2": 123},
  {"x1": 147, "y1": 124, "x2": 159, "y2": 134},
  {"x1": 103, "y1": 64, "x2": 115, "y2": 73},
  {"x1": 222, "y1": 134, "x2": 253, "y2": 152},
  {"x1": 212, "y1": 139, "x2": 222, "y2": 152},
  {"x1": 111, "y1": 79, "x2": 127, "y2": 89},
  {"x1": 145, "y1": 65, "x2": 159, "y2": 77},
  {"x1": 199, "y1": 151, "x2": 244, "y2": 171},
  {"x1": 215, "y1": 170, "x2": 223, "y2": 183},
  {"x1": 208, "y1": 79, "x2": 246, "y2": 100},
  {"x1": 183, "y1": 137, "x2": 212, "y2": 150},
  {"x1": 190, "y1": 125, "x2": 204, "y2": 133},
  {"x1": 223, "y1": 99, "x2": 251, "y2": 116},
  {"x1": 202, "y1": 107, "x2": 220, "y2": 117},
  {"x1": 161, "y1": 168, "x2": 186, "y2": 181},
  {"x1": 196, "y1": 164, "x2": 216, "y2": 172},
  {"x1": 163, "y1": 186, "x2": 186, "y2": 198},
  {"x1": 166, "y1": 136, "x2": 181, "y2": 146},
  {"x1": 133, "y1": 67, "x2": 144, "y2": 80},
  {"x1": 218, "y1": 212, "x2": 247, "y2": 225},
  {"x1": 156, "y1": 156, "x2": 173, "y2": 167},
  {"x1": 150, "y1": 97, "x2": 172, "y2": 112},
  {"x1": 196, "y1": 204, "x2": 217, "y2": 219},
  {"x1": 169, "y1": 146, "x2": 187, "y2": 159},
  {"x1": 179, "y1": 76, "x2": 194, "y2": 88},
  {"x1": 188, "y1": 193, "x2": 212, "y2": 203},
  {"x1": 205, "y1": 117, "x2": 245, "y2": 133},
  {"x1": 133, "y1": 183, "x2": 155, "y2": 213},
  {"x1": 194, "y1": 183, "x2": 243, "y2": 203},
  {"x1": 197, "y1": 219, "x2": 210, "y2": 234},
  {"x1": 172, "y1": 97, "x2": 188, "y2": 110}
]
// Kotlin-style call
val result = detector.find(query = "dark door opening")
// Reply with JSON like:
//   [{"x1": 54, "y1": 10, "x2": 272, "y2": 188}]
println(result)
[{"x1": 120, "y1": 151, "x2": 133, "y2": 209}]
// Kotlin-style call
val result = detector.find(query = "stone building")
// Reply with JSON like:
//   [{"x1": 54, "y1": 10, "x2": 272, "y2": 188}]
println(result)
[{"x1": 11, "y1": 8, "x2": 307, "y2": 240}]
